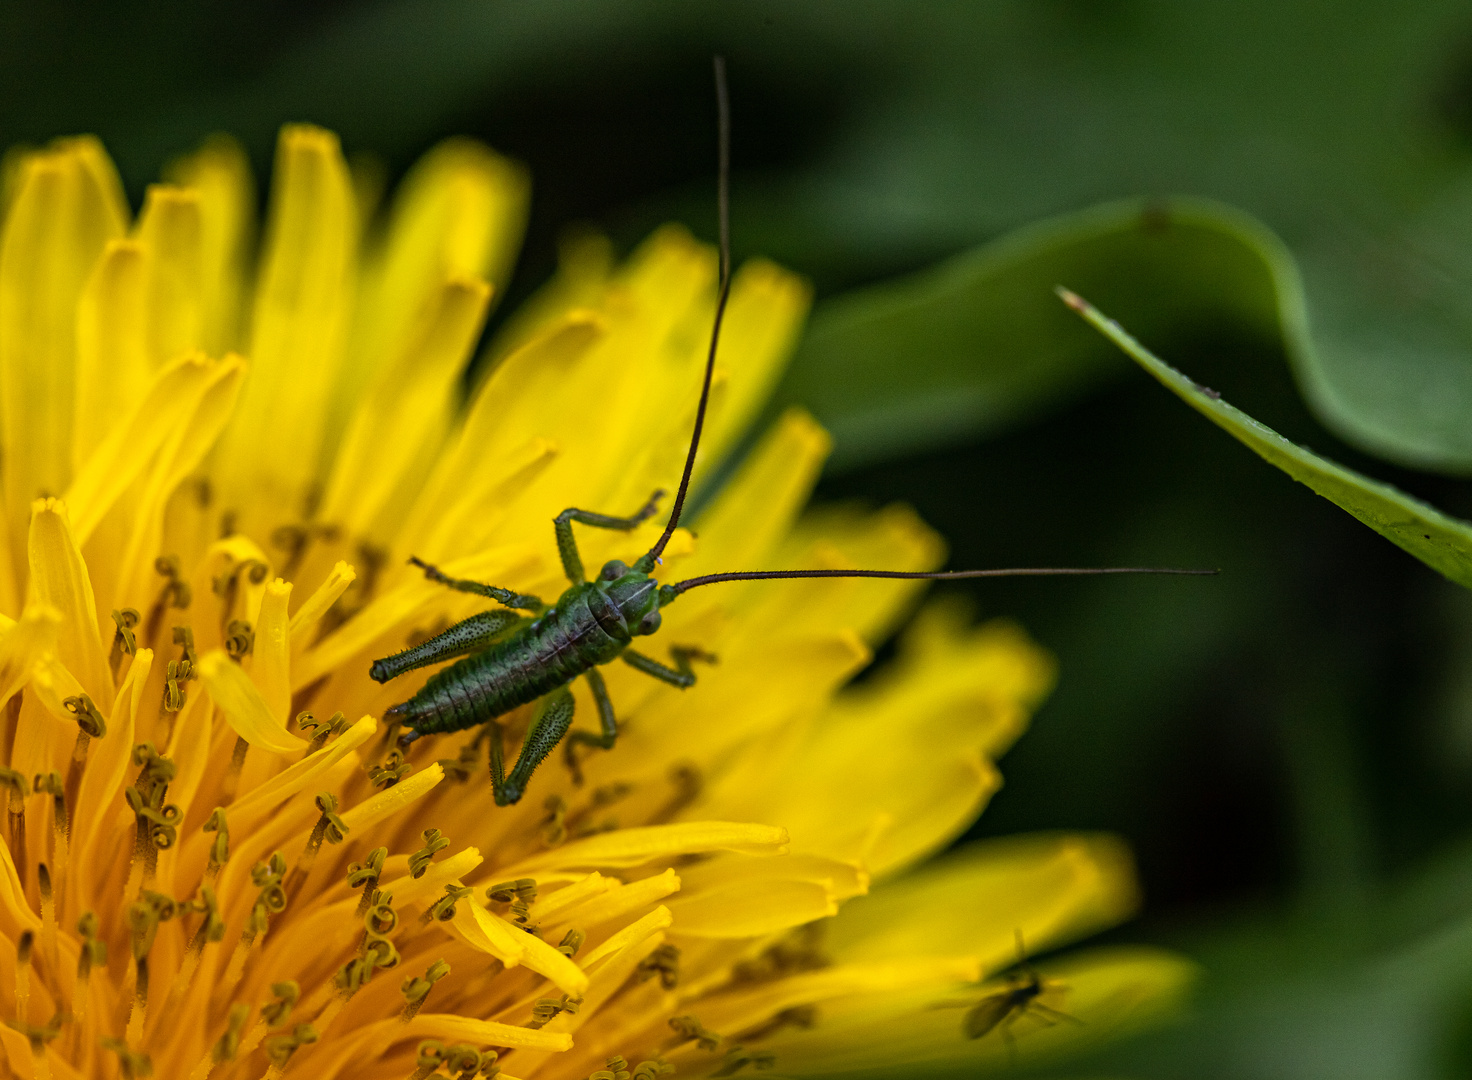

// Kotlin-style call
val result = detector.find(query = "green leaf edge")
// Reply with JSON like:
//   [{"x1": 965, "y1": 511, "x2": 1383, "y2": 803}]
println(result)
[{"x1": 1059, "y1": 287, "x2": 1472, "y2": 591}]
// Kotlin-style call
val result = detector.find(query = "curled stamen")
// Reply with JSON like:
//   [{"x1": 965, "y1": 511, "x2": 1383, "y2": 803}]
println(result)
[
  {"x1": 203, "y1": 808, "x2": 230, "y2": 881},
  {"x1": 34, "y1": 773, "x2": 67, "y2": 882},
  {"x1": 289, "y1": 793, "x2": 349, "y2": 892},
  {"x1": 223, "y1": 619, "x2": 254, "y2": 661},
  {"x1": 347, "y1": 847, "x2": 387, "y2": 918},
  {"x1": 155, "y1": 554, "x2": 193, "y2": 609},
  {"x1": 636, "y1": 944, "x2": 681, "y2": 990},
  {"x1": 399, "y1": 960, "x2": 450, "y2": 1022},
  {"x1": 630, "y1": 1059, "x2": 675, "y2": 1080},
  {"x1": 127, "y1": 889, "x2": 178, "y2": 1041},
  {"x1": 558, "y1": 929, "x2": 586, "y2": 958},
  {"x1": 422, "y1": 884, "x2": 472, "y2": 924},
  {"x1": 191, "y1": 1001, "x2": 249, "y2": 1080},
  {"x1": 260, "y1": 981, "x2": 300, "y2": 1028},
  {"x1": 260, "y1": 1022, "x2": 318, "y2": 1072},
  {"x1": 302, "y1": 710, "x2": 348, "y2": 753},
  {"x1": 540, "y1": 795, "x2": 568, "y2": 847},
  {"x1": 367, "y1": 750, "x2": 411, "y2": 789},
  {"x1": 408, "y1": 829, "x2": 449, "y2": 879},
  {"x1": 485, "y1": 878, "x2": 537, "y2": 906},
  {"x1": 668, "y1": 1014, "x2": 722, "y2": 1052},
  {"x1": 527, "y1": 995, "x2": 582, "y2": 1029},
  {"x1": 110, "y1": 609, "x2": 140, "y2": 674},
  {"x1": 223, "y1": 853, "x2": 288, "y2": 988},
  {"x1": 0, "y1": 768, "x2": 28, "y2": 881}
]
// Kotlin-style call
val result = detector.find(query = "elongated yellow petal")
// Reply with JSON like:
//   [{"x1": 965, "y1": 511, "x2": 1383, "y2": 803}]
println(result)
[
  {"x1": 508, "y1": 823, "x2": 788, "y2": 875},
  {"x1": 0, "y1": 139, "x2": 128, "y2": 576},
  {"x1": 579, "y1": 905, "x2": 673, "y2": 972},
  {"x1": 288, "y1": 559, "x2": 356, "y2": 640},
  {"x1": 251, "y1": 578, "x2": 292, "y2": 720},
  {"x1": 669, "y1": 879, "x2": 836, "y2": 938},
  {"x1": 197, "y1": 648, "x2": 306, "y2": 753},
  {"x1": 217, "y1": 124, "x2": 356, "y2": 535},
  {"x1": 163, "y1": 133, "x2": 254, "y2": 356},
  {"x1": 26, "y1": 499, "x2": 110, "y2": 706},
  {"x1": 74, "y1": 239, "x2": 150, "y2": 469},
  {"x1": 134, "y1": 183, "x2": 204, "y2": 366},
  {"x1": 321, "y1": 276, "x2": 491, "y2": 539}
]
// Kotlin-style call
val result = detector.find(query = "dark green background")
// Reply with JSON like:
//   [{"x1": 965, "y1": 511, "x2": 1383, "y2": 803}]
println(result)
[{"x1": 20, "y1": 2, "x2": 1472, "y2": 1075}]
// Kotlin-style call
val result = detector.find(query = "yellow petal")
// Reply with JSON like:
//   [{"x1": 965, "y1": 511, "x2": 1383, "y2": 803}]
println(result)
[
  {"x1": 668, "y1": 878, "x2": 835, "y2": 938},
  {"x1": 216, "y1": 124, "x2": 356, "y2": 535},
  {"x1": 320, "y1": 276, "x2": 491, "y2": 539},
  {"x1": 579, "y1": 905, "x2": 673, "y2": 972},
  {"x1": 250, "y1": 578, "x2": 292, "y2": 720},
  {"x1": 197, "y1": 648, "x2": 306, "y2": 754},
  {"x1": 450, "y1": 902, "x2": 589, "y2": 996},
  {"x1": 73, "y1": 239, "x2": 150, "y2": 468},
  {"x1": 288, "y1": 559, "x2": 356, "y2": 640},
  {"x1": 507, "y1": 822, "x2": 788, "y2": 875},
  {"x1": 0, "y1": 138, "x2": 127, "y2": 574},
  {"x1": 828, "y1": 833, "x2": 1140, "y2": 974},
  {"x1": 133, "y1": 182, "x2": 204, "y2": 365},
  {"x1": 26, "y1": 498, "x2": 109, "y2": 706},
  {"x1": 337, "y1": 762, "x2": 444, "y2": 832},
  {"x1": 163, "y1": 134, "x2": 255, "y2": 356}
]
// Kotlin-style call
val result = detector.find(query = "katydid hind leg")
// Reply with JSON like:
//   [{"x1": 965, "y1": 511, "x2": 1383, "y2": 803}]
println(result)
[
  {"x1": 370, "y1": 608, "x2": 523, "y2": 683},
  {"x1": 496, "y1": 687, "x2": 577, "y2": 806}
]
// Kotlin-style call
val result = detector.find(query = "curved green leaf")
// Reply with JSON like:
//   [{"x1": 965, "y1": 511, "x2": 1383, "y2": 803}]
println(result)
[
  {"x1": 1062, "y1": 288, "x2": 1472, "y2": 591},
  {"x1": 775, "y1": 198, "x2": 1307, "y2": 470}
]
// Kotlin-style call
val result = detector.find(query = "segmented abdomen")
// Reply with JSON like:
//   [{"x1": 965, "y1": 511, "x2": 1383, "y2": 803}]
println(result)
[{"x1": 393, "y1": 599, "x2": 617, "y2": 736}]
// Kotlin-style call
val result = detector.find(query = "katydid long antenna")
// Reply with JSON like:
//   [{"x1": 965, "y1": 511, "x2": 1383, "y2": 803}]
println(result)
[
  {"x1": 644, "y1": 55, "x2": 732, "y2": 566},
  {"x1": 645, "y1": 55, "x2": 1217, "y2": 589}
]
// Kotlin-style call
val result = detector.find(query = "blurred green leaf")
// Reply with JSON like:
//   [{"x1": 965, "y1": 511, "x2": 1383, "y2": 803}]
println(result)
[
  {"x1": 1064, "y1": 289, "x2": 1472, "y2": 591},
  {"x1": 773, "y1": 198, "x2": 1303, "y2": 469}
]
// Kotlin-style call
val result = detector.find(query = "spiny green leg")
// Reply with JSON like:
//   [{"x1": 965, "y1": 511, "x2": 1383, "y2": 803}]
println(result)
[
  {"x1": 408, "y1": 555, "x2": 544, "y2": 612},
  {"x1": 370, "y1": 609, "x2": 523, "y2": 683},
  {"x1": 495, "y1": 687, "x2": 576, "y2": 806},
  {"x1": 564, "y1": 668, "x2": 618, "y2": 785},
  {"x1": 553, "y1": 489, "x2": 664, "y2": 584},
  {"x1": 622, "y1": 645, "x2": 719, "y2": 688}
]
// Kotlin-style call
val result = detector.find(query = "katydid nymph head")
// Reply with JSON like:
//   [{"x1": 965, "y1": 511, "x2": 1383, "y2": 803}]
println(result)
[{"x1": 594, "y1": 558, "x2": 674, "y2": 638}]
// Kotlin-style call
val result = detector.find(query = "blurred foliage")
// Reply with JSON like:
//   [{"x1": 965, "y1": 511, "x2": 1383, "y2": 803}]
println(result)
[{"x1": 16, "y1": 0, "x2": 1472, "y2": 1076}]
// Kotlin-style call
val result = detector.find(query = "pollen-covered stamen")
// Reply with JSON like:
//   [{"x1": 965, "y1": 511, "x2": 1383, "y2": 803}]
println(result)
[
  {"x1": 109, "y1": 607, "x2": 140, "y2": 677},
  {"x1": 422, "y1": 884, "x2": 472, "y2": 925},
  {"x1": 668, "y1": 1015, "x2": 723, "y2": 1052},
  {"x1": 311, "y1": 900, "x2": 402, "y2": 1046},
  {"x1": 636, "y1": 944, "x2": 681, "y2": 990},
  {"x1": 408, "y1": 828, "x2": 449, "y2": 878},
  {"x1": 156, "y1": 886, "x2": 226, "y2": 1034},
  {"x1": 260, "y1": 1022, "x2": 319, "y2": 1076},
  {"x1": 630, "y1": 1057, "x2": 675, "y2": 1080},
  {"x1": 15, "y1": 929, "x2": 33, "y2": 1021},
  {"x1": 227, "y1": 980, "x2": 301, "y2": 1074},
  {"x1": 100, "y1": 1036, "x2": 153, "y2": 1080},
  {"x1": 162, "y1": 628, "x2": 198, "y2": 739},
  {"x1": 527, "y1": 994, "x2": 581, "y2": 1029},
  {"x1": 33, "y1": 772, "x2": 67, "y2": 882},
  {"x1": 301, "y1": 710, "x2": 349, "y2": 753},
  {"x1": 399, "y1": 959, "x2": 450, "y2": 1022},
  {"x1": 222, "y1": 852, "x2": 288, "y2": 988},
  {"x1": 211, "y1": 557, "x2": 268, "y2": 636},
  {"x1": 61, "y1": 694, "x2": 105, "y2": 814},
  {"x1": 485, "y1": 878, "x2": 538, "y2": 932},
  {"x1": 203, "y1": 808, "x2": 230, "y2": 883},
  {"x1": 0, "y1": 767, "x2": 28, "y2": 881},
  {"x1": 368, "y1": 750, "x2": 412, "y2": 789},
  {"x1": 557, "y1": 928, "x2": 585, "y2": 959},
  {"x1": 191, "y1": 1001, "x2": 250, "y2": 1080},
  {"x1": 408, "y1": 1041, "x2": 494, "y2": 1080},
  {"x1": 126, "y1": 888, "x2": 178, "y2": 1043},
  {"x1": 223, "y1": 619, "x2": 255, "y2": 661},
  {"x1": 346, "y1": 846, "x2": 388, "y2": 919},
  {"x1": 73, "y1": 914, "x2": 104, "y2": 1025},
  {"x1": 35, "y1": 863, "x2": 60, "y2": 987},
  {"x1": 591, "y1": 1054, "x2": 633, "y2": 1080},
  {"x1": 124, "y1": 744, "x2": 180, "y2": 887},
  {"x1": 285, "y1": 792, "x2": 349, "y2": 896}
]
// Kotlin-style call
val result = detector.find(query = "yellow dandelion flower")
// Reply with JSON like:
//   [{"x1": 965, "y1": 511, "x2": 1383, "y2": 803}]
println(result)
[{"x1": 0, "y1": 123, "x2": 1194, "y2": 1080}]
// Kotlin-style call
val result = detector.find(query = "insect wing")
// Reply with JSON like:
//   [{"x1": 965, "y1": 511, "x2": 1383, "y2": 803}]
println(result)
[{"x1": 963, "y1": 992, "x2": 1016, "y2": 1040}]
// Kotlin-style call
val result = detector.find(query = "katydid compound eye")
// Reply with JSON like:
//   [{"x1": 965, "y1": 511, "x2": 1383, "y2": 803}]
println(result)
[
  {"x1": 600, "y1": 560, "x2": 628, "y2": 581},
  {"x1": 638, "y1": 611, "x2": 662, "y2": 635}
]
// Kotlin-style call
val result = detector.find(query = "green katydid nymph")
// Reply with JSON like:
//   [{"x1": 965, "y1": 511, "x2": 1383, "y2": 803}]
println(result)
[{"x1": 370, "y1": 58, "x2": 1214, "y2": 806}]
